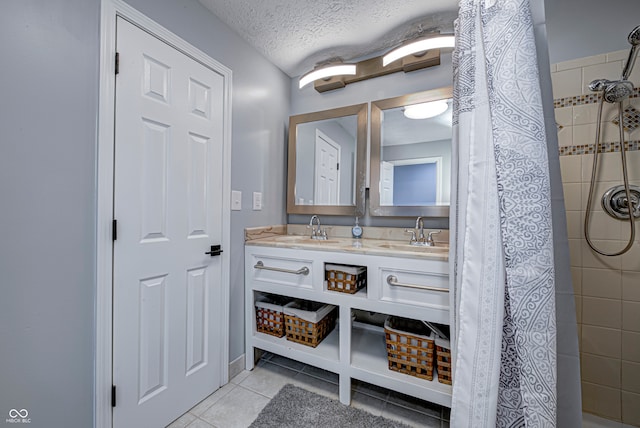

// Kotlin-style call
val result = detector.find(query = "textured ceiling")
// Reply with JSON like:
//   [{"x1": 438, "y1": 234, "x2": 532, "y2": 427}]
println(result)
[{"x1": 198, "y1": 0, "x2": 459, "y2": 77}]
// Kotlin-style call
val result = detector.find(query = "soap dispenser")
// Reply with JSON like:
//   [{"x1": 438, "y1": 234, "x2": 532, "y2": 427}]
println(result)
[{"x1": 352, "y1": 217, "x2": 363, "y2": 239}]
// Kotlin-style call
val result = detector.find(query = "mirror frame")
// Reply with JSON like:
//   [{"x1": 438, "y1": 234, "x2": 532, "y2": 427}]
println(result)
[
  {"x1": 287, "y1": 103, "x2": 368, "y2": 216},
  {"x1": 369, "y1": 86, "x2": 453, "y2": 217}
]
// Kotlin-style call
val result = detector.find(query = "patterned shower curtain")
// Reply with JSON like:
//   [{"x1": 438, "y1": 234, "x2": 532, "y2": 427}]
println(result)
[{"x1": 450, "y1": 0, "x2": 580, "y2": 426}]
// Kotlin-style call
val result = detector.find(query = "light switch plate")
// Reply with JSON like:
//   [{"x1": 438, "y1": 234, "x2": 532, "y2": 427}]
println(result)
[
  {"x1": 253, "y1": 192, "x2": 262, "y2": 210},
  {"x1": 231, "y1": 190, "x2": 242, "y2": 211}
]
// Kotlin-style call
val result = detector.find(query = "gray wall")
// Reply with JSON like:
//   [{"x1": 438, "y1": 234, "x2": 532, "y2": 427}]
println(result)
[
  {"x1": 0, "y1": 1, "x2": 99, "y2": 427},
  {"x1": 0, "y1": 1, "x2": 289, "y2": 427},
  {"x1": 544, "y1": 0, "x2": 640, "y2": 65}
]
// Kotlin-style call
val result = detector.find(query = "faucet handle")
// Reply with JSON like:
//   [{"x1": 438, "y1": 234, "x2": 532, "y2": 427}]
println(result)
[
  {"x1": 404, "y1": 228, "x2": 417, "y2": 243},
  {"x1": 319, "y1": 227, "x2": 331, "y2": 239},
  {"x1": 426, "y1": 230, "x2": 442, "y2": 245}
]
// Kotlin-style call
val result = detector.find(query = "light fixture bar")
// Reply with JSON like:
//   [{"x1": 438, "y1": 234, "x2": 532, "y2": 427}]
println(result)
[
  {"x1": 299, "y1": 64, "x2": 357, "y2": 89},
  {"x1": 383, "y1": 35, "x2": 455, "y2": 67}
]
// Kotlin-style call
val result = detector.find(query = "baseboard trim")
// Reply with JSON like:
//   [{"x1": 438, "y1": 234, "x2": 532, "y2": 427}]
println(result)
[{"x1": 229, "y1": 354, "x2": 245, "y2": 381}]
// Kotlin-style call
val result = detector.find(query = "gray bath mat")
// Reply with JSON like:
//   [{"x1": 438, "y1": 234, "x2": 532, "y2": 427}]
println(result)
[{"x1": 249, "y1": 384, "x2": 412, "y2": 428}]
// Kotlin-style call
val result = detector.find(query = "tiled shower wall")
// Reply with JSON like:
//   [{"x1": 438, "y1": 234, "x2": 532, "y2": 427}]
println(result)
[{"x1": 552, "y1": 50, "x2": 640, "y2": 426}]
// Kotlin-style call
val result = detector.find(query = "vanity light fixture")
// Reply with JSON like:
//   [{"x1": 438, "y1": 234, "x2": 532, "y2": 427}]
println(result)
[
  {"x1": 305, "y1": 33, "x2": 453, "y2": 93},
  {"x1": 382, "y1": 35, "x2": 455, "y2": 67},
  {"x1": 299, "y1": 64, "x2": 357, "y2": 89},
  {"x1": 403, "y1": 100, "x2": 449, "y2": 119}
]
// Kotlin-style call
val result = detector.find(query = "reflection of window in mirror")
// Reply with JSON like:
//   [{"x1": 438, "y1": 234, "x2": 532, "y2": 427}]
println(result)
[
  {"x1": 380, "y1": 101, "x2": 452, "y2": 206},
  {"x1": 370, "y1": 87, "x2": 452, "y2": 217}
]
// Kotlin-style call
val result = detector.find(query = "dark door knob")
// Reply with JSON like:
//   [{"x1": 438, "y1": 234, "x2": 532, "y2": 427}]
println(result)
[{"x1": 205, "y1": 245, "x2": 223, "y2": 257}]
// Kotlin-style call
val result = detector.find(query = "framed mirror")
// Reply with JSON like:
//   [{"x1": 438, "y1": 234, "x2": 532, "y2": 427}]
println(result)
[
  {"x1": 369, "y1": 87, "x2": 453, "y2": 217},
  {"x1": 287, "y1": 103, "x2": 367, "y2": 216}
]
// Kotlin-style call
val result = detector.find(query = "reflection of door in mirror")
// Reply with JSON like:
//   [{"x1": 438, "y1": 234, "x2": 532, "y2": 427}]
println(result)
[
  {"x1": 314, "y1": 130, "x2": 340, "y2": 205},
  {"x1": 295, "y1": 117, "x2": 356, "y2": 206},
  {"x1": 381, "y1": 161, "x2": 394, "y2": 205},
  {"x1": 287, "y1": 102, "x2": 367, "y2": 216}
]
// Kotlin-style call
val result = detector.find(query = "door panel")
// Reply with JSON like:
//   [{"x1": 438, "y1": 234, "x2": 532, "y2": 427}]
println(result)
[{"x1": 113, "y1": 18, "x2": 225, "y2": 428}]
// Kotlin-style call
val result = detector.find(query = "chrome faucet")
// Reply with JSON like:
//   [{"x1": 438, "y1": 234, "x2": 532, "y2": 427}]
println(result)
[
  {"x1": 308, "y1": 215, "x2": 328, "y2": 240},
  {"x1": 405, "y1": 216, "x2": 441, "y2": 246}
]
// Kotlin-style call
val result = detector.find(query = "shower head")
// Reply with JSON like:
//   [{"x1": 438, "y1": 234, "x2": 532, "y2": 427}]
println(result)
[
  {"x1": 628, "y1": 25, "x2": 640, "y2": 45},
  {"x1": 622, "y1": 25, "x2": 640, "y2": 80},
  {"x1": 603, "y1": 80, "x2": 635, "y2": 103}
]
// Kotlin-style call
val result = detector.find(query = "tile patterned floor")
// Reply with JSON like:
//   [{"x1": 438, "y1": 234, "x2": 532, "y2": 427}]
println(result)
[{"x1": 166, "y1": 352, "x2": 450, "y2": 428}]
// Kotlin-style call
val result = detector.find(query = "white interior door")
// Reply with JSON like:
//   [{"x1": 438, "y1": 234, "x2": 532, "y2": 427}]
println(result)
[
  {"x1": 113, "y1": 18, "x2": 225, "y2": 428},
  {"x1": 314, "y1": 130, "x2": 340, "y2": 205},
  {"x1": 380, "y1": 161, "x2": 394, "y2": 205}
]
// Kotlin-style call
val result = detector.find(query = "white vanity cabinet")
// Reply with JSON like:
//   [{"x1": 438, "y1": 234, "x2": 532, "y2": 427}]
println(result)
[{"x1": 244, "y1": 240, "x2": 453, "y2": 407}]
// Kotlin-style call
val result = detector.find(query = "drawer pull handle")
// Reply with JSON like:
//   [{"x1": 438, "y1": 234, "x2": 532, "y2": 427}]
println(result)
[
  {"x1": 254, "y1": 261, "x2": 309, "y2": 276},
  {"x1": 386, "y1": 275, "x2": 448, "y2": 293}
]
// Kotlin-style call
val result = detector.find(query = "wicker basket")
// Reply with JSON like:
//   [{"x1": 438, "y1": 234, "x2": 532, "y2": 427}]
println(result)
[
  {"x1": 284, "y1": 300, "x2": 337, "y2": 347},
  {"x1": 325, "y1": 264, "x2": 367, "y2": 294},
  {"x1": 384, "y1": 316, "x2": 435, "y2": 381},
  {"x1": 255, "y1": 295, "x2": 290, "y2": 338},
  {"x1": 435, "y1": 337, "x2": 452, "y2": 385}
]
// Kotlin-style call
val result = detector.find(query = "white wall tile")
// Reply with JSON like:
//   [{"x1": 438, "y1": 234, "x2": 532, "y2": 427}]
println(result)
[
  {"x1": 569, "y1": 238, "x2": 582, "y2": 267},
  {"x1": 564, "y1": 182, "x2": 582, "y2": 210},
  {"x1": 622, "y1": 391, "x2": 640, "y2": 426},
  {"x1": 574, "y1": 123, "x2": 597, "y2": 146},
  {"x1": 625, "y1": 149, "x2": 640, "y2": 182},
  {"x1": 551, "y1": 68, "x2": 582, "y2": 99},
  {"x1": 558, "y1": 126, "x2": 574, "y2": 147},
  {"x1": 573, "y1": 104, "x2": 599, "y2": 125},
  {"x1": 622, "y1": 330, "x2": 640, "y2": 363},
  {"x1": 621, "y1": 361, "x2": 640, "y2": 393},
  {"x1": 590, "y1": 152, "x2": 626, "y2": 182},
  {"x1": 556, "y1": 54, "x2": 607, "y2": 72},
  {"x1": 555, "y1": 106, "x2": 573, "y2": 126},
  {"x1": 582, "y1": 324, "x2": 622, "y2": 358},
  {"x1": 566, "y1": 210, "x2": 582, "y2": 239},
  {"x1": 583, "y1": 297, "x2": 622, "y2": 329},
  {"x1": 622, "y1": 271, "x2": 640, "y2": 302},
  {"x1": 621, "y1": 243, "x2": 640, "y2": 272},
  {"x1": 581, "y1": 353, "x2": 621, "y2": 388},
  {"x1": 560, "y1": 154, "x2": 581, "y2": 183},
  {"x1": 607, "y1": 50, "x2": 629, "y2": 63},
  {"x1": 582, "y1": 381, "x2": 622, "y2": 420},
  {"x1": 623, "y1": 301, "x2": 640, "y2": 332},
  {"x1": 572, "y1": 267, "x2": 582, "y2": 295},
  {"x1": 581, "y1": 240, "x2": 623, "y2": 270},
  {"x1": 582, "y1": 211, "x2": 623, "y2": 241},
  {"x1": 582, "y1": 268, "x2": 622, "y2": 299}
]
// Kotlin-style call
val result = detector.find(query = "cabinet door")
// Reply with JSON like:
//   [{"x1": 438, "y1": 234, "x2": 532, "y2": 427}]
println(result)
[
  {"x1": 378, "y1": 264, "x2": 449, "y2": 310},
  {"x1": 248, "y1": 252, "x2": 314, "y2": 289}
]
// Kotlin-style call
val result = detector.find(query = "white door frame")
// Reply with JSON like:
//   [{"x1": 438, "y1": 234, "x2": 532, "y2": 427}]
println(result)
[{"x1": 96, "y1": 1, "x2": 232, "y2": 427}]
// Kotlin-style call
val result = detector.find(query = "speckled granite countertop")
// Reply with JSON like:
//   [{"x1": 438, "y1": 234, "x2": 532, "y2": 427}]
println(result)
[{"x1": 245, "y1": 234, "x2": 449, "y2": 261}]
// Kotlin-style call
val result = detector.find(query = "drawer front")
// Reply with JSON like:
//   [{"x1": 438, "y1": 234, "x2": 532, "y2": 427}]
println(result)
[
  {"x1": 379, "y1": 266, "x2": 449, "y2": 309},
  {"x1": 249, "y1": 253, "x2": 314, "y2": 289}
]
